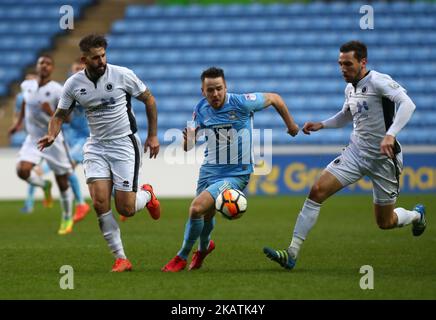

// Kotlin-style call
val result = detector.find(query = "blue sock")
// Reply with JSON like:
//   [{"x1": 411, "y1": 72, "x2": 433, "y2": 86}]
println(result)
[
  {"x1": 25, "y1": 184, "x2": 35, "y2": 209},
  {"x1": 68, "y1": 173, "x2": 84, "y2": 204},
  {"x1": 199, "y1": 217, "x2": 215, "y2": 252},
  {"x1": 42, "y1": 162, "x2": 50, "y2": 175},
  {"x1": 177, "y1": 218, "x2": 204, "y2": 260}
]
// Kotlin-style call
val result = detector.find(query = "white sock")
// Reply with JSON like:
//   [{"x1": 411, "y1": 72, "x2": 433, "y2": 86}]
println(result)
[
  {"x1": 135, "y1": 189, "x2": 151, "y2": 212},
  {"x1": 98, "y1": 210, "x2": 126, "y2": 259},
  {"x1": 60, "y1": 188, "x2": 74, "y2": 220},
  {"x1": 288, "y1": 237, "x2": 304, "y2": 259},
  {"x1": 394, "y1": 207, "x2": 420, "y2": 227},
  {"x1": 289, "y1": 198, "x2": 322, "y2": 258},
  {"x1": 26, "y1": 170, "x2": 45, "y2": 188}
]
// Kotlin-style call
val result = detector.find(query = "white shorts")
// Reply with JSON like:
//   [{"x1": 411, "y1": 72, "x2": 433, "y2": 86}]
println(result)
[
  {"x1": 326, "y1": 142, "x2": 403, "y2": 205},
  {"x1": 18, "y1": 134, "x2": 73, "y2": 175},
  {"x1": 82, "y1": 133, "x2": 142, "y2": 192}
]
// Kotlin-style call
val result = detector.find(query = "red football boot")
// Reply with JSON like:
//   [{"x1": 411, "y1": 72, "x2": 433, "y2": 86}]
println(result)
[
  {"x1": 189, "y1": 240, "x2": 215, "y2": 271},
  {"x1": 161, "y1": 255, "x2": 187, "y2": 272},
  {"x1": 142, "y1": 184, "x2": 161, "y2": 220}
]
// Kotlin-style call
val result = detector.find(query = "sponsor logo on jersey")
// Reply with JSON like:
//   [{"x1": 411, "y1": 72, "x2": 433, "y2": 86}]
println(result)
[
  {"x1": 357, "y1": 101, "x2": 369, "y2": 113},
  {"x1": 80, "y1": 88, "x2": 87, "y2": 95},
  {"x1": 244, "y1": 93, "x2": 256, "y2": 101}
]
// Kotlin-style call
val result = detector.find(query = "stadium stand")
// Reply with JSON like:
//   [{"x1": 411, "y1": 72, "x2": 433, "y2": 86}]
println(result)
[
  {"x1": 6, "y1": 1, "x2": 436, "y2": 146},
  {"x1": 0, "y1": 0, "x2": 93, "y2": 97},
  {"x1": 107, "y1": 1, "x2": 436, "y2": 145},
  {"x1": 1, "y1": 0, "x2": 94, "y2": 147}
]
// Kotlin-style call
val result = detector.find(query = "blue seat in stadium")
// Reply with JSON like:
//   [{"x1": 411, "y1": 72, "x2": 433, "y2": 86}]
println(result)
[
  {"x1": 1, "y1": 0, "x2": 93, "y2": 146},
  {"x1": 8, "y1": 1, "x2": 435, "y2": 147}
]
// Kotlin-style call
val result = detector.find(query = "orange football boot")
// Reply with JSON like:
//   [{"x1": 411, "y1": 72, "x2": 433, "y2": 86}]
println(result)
[{"x1": 111, "y1": 258, "x2": 132, "y2": 272}]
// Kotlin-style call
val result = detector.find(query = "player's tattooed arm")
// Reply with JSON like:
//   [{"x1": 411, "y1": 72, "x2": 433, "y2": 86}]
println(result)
[
  {"x1": 54, "y1": 107, "x2": 73, "y2": 122},
  {"x1": 37, "y1": 108, "x2": 68, "y2": 151},
  {"x1": 263, "y1": 93, "x2": 299, "y2": 137},
  {"x1": 137, "y1": 89, "x2": 160, "y2": 158}
]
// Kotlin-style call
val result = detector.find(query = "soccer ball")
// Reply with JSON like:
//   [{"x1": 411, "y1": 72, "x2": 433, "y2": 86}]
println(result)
[{"x1": 215, "y1": 189, "x2": 247, "y2": 220}]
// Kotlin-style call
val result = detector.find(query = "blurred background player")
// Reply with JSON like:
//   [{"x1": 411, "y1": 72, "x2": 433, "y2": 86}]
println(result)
[
  {"x1": 8, "y1": 54, "x2": 74, "y2": 235},
  {"x1": 12, "y1": 71, "x2": 47, "y2": 214},
  {"x1": 62, "y1": 58, "x2": 91, "y2": 223},
  {"x1": 264, "y1": 41, "x2": 427, "y2": 270},
  {"x1": 38, "y1": 34, "x2": 161, "y2": 272},
  {"x1": 162, "y1": 67, "x2": 299, "y2": 272},
  {"x1": 14, "y1": 67, "x2": 89, "y2": 218}
]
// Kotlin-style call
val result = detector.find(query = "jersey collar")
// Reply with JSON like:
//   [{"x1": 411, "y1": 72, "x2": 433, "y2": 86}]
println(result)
[
  {"x1": 84, "y1": 65, "x2": 108, "y2": 88},
  {"x1": 353, "y1": 70, "x2": 371, "y2": 89}
]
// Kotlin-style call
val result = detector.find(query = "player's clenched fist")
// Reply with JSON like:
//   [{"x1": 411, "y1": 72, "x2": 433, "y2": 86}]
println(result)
[{"x1": 302, "y1": 122, "x2": 323, "y2": 135}]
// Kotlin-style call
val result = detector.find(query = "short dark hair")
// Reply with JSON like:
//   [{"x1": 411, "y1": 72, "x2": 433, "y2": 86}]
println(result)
[
  {"x1": 201, "y1": 67, "x2": 225, "y2": 82},
  {"x1": 79, "y1": 34, "x2": 108, "y2": 53},
  {"x1": 340, "y1": 40, "x2": 367, "y2": 61}
]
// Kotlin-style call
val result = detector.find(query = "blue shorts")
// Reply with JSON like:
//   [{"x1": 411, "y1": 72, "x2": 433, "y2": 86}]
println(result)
[{"x1": 196, "y1": 174, "x2": 250, "y2": 200}]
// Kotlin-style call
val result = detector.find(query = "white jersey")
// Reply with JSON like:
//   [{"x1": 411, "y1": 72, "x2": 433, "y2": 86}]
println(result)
[
  {"x1": 21, "y1": 79, "x2": 63, "y2": 139},
  {"x1": 57, "y1": 63, "x2": 147, "y2": 140},
  {"x1": 343, "y1": 70, "x2": 407, "y2": 159}
]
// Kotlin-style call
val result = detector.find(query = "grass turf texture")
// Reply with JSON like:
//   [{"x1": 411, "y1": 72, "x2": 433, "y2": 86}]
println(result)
[{"x1": 0, "y1": 195, "x2": 434, "y2": 299}]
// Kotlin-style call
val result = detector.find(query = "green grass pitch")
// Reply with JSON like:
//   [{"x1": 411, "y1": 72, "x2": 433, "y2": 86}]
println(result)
[{"x1": 0, "y1": 195, "x2": 434, "y2": 299}]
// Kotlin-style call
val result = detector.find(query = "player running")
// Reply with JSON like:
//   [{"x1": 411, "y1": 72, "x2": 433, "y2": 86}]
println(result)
[
  {"x1": 264, "y1": 41, "x2": 427, "y2": 270},
  {"x1": 9, "y1": 54, "x2": 75, "y2": 235},
  {"x1": 162, "y1": 67, "x2": 299, "y2": 272},
  {"x1": 38, "y1": 34, "x2": 161, "y2": 272}
]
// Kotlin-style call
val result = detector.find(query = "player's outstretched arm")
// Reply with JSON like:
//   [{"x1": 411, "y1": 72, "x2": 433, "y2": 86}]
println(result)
[
  {"x1": 137, "y1": 89, "x2": 160, "y2": 158},
  {"x1": 302, "y1": 122, "x2": 324, "y2": 135},
  {"x1": 262, "y1": 93, "x2": 299, "y2": 137},
  {"x1": 304, "y1": 109, "x2": 353, "y2": 135},
  {"x1": 37, "y1": 108, "x2": 68, "y2": 151}
]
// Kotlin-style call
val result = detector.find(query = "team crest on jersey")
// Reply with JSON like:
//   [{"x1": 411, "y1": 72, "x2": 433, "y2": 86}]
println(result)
[
  {"x1": 105, "y1": 83, "x2": 114, "y2": 92},
  {"x1": 244, "y1": 93, "x2": 256, "y2": 101},
  {"x1": 228, "y1": 110, "x2": 238, "y2": 120},
  {"x1": 361, "y1": 86, "x2": 367, "y2": 93},
  {"x1": 45, "y1": 91, "x2": 51, "y2": 97},
  {"x1": 80, "y1": 88, "x2": 87, "y2": 95}
]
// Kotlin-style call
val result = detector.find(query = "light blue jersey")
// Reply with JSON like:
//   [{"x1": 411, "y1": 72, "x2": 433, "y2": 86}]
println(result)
[
  {"x1": 63, "y1": 103, "x2": 90, "y2": 140},
  {"x1": 15, "y1": 92, "x2": 24, "y2": 113},
  {"x1": 194, "y1": 92, "x2": 265, "y2": 180}
]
